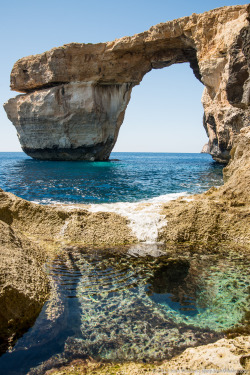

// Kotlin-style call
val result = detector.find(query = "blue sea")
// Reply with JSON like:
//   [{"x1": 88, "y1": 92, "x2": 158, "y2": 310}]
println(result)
[
  {"x1": 0, "y1": 152, "x2": 224, "y2": 204},
  {"x1": 1, "y1": 152, "x2": 250, "y2": 375}
]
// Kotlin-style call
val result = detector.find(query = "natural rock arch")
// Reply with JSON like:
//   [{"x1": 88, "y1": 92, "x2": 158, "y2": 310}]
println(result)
[{"x1": 4, "y1": 5, "x2": 250, "y2": 163}]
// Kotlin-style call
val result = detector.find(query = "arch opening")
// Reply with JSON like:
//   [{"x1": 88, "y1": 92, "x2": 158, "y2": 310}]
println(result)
[
  {"x1": 113, "y1": 62, "x2": 206, "y2": 153},
  {"x1": 4, "y1": 6, "x2": 250, "y2": 163}
]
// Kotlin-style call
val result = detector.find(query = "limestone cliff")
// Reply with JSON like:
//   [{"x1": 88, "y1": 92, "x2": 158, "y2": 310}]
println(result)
[
  {"x1": 201, "y1": 143, "x2": 210, "y2": 153},
  {"x1": 4, "y1": 5, "x2": 250, "y2": 162},
  {"x1": 4, "y1": 83, "x2": 132, "y2": 160},
  {"x1": 160, "y1": 126, "x2": 250, "y2": 245}
]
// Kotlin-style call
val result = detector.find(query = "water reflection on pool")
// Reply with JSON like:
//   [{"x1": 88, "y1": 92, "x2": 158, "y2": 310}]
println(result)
[{"x1": 0, "y1": 244, "x2": 249, "y2": 375}]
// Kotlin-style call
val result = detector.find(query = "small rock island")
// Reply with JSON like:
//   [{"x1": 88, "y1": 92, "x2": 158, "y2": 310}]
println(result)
[{"x1": 4, "y1": 4, "x2": 250, "y2": 163}]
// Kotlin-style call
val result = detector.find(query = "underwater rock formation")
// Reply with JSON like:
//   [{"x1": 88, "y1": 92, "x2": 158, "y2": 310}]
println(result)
[
  {"x1": 0, "y1": 190, "x2": 135, "y2": 353},
  {"x1": 0, "y1": 128, "x2": 249, "y2": 361},
  {"x1": 47, "y1": 335, "x2": 250, "y2": 374},
  {"x1": 4, "y1": 5, "x2": 250, "y2": 162}
]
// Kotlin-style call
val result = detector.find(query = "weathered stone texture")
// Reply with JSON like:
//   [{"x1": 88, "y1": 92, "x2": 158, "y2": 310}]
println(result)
[
  {"x1": 4, "y1": 5, "x2": 250, "y2": 162},
  {"x1": 4, "y1": 82, "x2": 132, "y2": 160},
  {"x1": 160, "y1": 127, "x2": 250, "y2": 245},
  {"x1": 0, "y1": 220, "x2": 49, "y2": 354},
  {"x1": 0, "y1": 127, "x2": 249, "y2": 359},
  {"x1": 48, "y1": 336, "x2": 250, "y2": 375}
]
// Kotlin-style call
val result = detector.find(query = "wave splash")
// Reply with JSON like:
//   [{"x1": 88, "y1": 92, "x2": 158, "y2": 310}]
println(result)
[{"x1": 87, "y1": 192, "x2": 189, "y2": 243}]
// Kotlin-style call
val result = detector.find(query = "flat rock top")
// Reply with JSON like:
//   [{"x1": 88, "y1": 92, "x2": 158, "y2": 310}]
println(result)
[{"x1": 10, "y1": 4, "x2": 249, "y2": 92}]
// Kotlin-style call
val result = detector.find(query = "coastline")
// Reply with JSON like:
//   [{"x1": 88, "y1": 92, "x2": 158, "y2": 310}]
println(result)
[{"x1": 0, "y1": 128, "x2": 249, "y2": 373}]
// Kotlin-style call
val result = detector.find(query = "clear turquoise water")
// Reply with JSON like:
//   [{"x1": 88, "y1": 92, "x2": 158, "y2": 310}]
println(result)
[
  {"x1": 1, "y1": 152, "x2": 248, "y2": 375},
  {"x1": 0, "y1": 246, "x2": 249, "y2": 375},
  {"x1": 0, "y1": 152, "x2": 223, "y2": 204}
]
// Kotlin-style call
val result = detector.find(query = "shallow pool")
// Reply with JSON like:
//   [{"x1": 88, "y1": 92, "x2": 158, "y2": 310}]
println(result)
[{"x1": 0, "y1": 245, "x2": 249, "y2": 375}]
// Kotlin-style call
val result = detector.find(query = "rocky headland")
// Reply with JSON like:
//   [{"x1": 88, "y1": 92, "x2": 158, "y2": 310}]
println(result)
[
  {"x1": 4, "y1": 4, "x2": 250, "y2": 162},
  {"x1": 1, "y1": 4, "x2": 250, "y2": 374}
]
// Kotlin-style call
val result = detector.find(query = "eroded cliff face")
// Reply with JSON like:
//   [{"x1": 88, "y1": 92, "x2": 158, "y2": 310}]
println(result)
[
  {"x1": 3, "y1": 5, "x2": 250, "y2": 161},
  {"x1": 4, "y1": 83, "x2": 132, "y2": 160},
  {"x1": 159, "y1": 126, "x2": 250, "y2": 245}
]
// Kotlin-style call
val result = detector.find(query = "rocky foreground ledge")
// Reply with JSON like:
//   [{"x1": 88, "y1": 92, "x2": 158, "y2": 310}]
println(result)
[
  {"x1": 43, "y1": 335, "x2": 250, "y2": 374},
  {"x1": 4, "y1": 5, "x2": 250, "y2": 162},
  {"x1": 0, "y1": 127, "x2": 249, "y2": 371}
]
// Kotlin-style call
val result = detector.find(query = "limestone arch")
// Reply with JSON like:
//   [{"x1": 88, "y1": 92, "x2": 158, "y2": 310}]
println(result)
[
  {"x1": 4, "y1": 5, "x2": 250, "y2": 163},
  {"x1": 113, "y1": 63, "x2": 206, "y2": 153}
]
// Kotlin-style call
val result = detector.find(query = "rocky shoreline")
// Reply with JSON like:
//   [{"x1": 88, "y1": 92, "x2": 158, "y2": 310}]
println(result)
[
  {"x1": 42, "y1": 335, "x2": 250, "y2": 374},
  {"x1": 0, "y1": 127, "x2": 249, "y2": 373},
  {"x1": 1, "y1": 3, "x2": 250, "y2": 373}
]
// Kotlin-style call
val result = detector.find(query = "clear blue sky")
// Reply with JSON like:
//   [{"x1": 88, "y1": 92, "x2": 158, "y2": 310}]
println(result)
[{"x1": 0, "y1": 0, "x2": 248, "y2": 152}]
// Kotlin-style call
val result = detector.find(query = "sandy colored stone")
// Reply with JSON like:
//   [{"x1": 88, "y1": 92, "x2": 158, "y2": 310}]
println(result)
[
  {"x1": 161, "y1": 335, "x2": 250, "y2": 374},
  {"x1": 0, "y1": 220, "x2": 49, "y2": 354},
  {"x1": 8, "y1": 6, "x2": 249, "y2": 90},
  {"x1": 159, "y1": 126, "x2": 250, "y2": 246},
  {"x1": 201, "y1": 143, "x2": 210, "y2": 153},
  {"x1": 46, "y1": 336, "x2": 250, "y2": 375},
  {"x1": 0, "y1": 187, "x2": 135, "y2": 352},
  {"x1": 4, "y1": 5, "x2": 250, "y2": 162},
  {"x1": 0, "y1": 97, "x2": 249, "y2": 369},
  {"x1": 0, "y1": 189, "x2": 136, "y2": 255},
  {"x1": 4, "y1": 83, "x2": 132, "y2": 160}
]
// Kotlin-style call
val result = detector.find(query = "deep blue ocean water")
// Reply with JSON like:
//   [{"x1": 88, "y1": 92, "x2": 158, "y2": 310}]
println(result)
[
  {"x1": 0, "y1": 152, "x2": 249, "y2": 375},
  {"x1": 0, "y1": 152, "x2": 224, "y2": 204}
]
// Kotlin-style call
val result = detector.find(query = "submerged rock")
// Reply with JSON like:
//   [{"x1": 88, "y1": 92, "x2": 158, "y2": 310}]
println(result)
[
  {"x1": 0, "y1": 117, "x2": 249, "y2": 368},
  {"x1": 4, "y1": 5, "x2": 250, "y2": 162},
  {"x1": 36, "y1": 336, "x2": 250, "y2": 375}
]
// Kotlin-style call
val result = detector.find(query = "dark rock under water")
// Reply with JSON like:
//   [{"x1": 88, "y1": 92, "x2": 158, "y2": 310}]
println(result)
[{"x1": 0, "y1": 244, "x2": 249, "y2": 375}]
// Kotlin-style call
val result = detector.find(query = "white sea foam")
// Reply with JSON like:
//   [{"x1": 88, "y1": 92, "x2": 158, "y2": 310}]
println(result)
[
  {"x1": 32, "y1": 192, "x2": 191, "y2": 243},
  {"x1": 87, "y1": 192, "x2": 189, "y2": 243},
  {"x1": 58, "y1": 219, "x2": 70, "y2": 237}
]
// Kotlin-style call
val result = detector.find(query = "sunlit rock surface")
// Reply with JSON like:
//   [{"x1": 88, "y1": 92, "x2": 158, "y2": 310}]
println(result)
[
  {"x1": 0, "y1": 221, "x2": 49, "y2": 354},
  {"x1": 0, "y1": 125, "x2": 249, "y2": 369},
  {"x1": 4, "y1": 83, "x2": 132, "y2": 160},
  {"x1": 38, "y1": 336, "x2": 250, "y2": 375},
  {"x1": 201, "y1": 143, "x2": 210, "y2": 153},
  {"x1": 160, "y1": 127, "x2": 250, "y2": 245},
  {"x1": 4, "y1": 5, "x2": 250, "y2": 161}
]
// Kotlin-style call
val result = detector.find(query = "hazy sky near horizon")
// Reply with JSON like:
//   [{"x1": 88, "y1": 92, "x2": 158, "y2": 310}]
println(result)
[{"x1": 0, "y1": 0, "x2": 248, "y2": 152}]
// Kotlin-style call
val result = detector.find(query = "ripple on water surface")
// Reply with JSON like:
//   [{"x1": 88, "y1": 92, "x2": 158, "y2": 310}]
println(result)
[
  {"x1": 0, "y1": 245, "x2": 249, "y2": 375},
  {"x1": 0, "y1": 152, "x2": 224, "y2": 204}
]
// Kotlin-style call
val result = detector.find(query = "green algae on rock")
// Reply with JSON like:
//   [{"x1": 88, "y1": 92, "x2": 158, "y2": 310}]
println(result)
[{"x1": 35, "y1": 334, "x2": 250, "y2": 374}]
